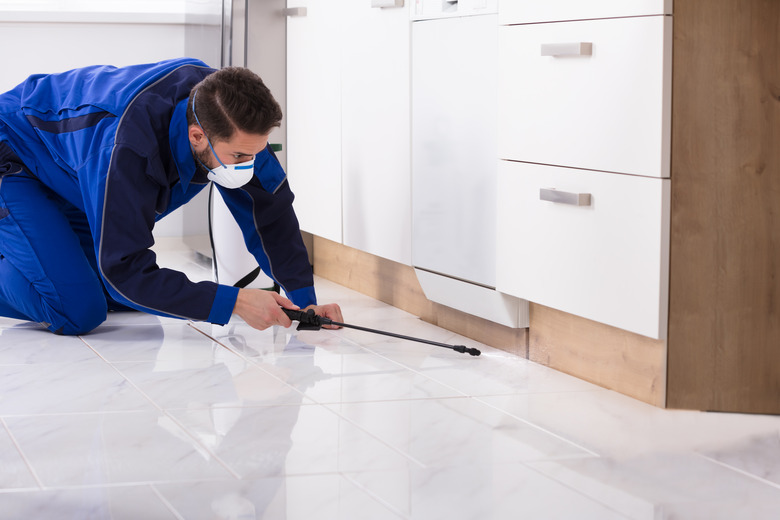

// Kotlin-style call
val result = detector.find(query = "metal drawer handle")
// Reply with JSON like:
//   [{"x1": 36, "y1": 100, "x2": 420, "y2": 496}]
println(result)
[
  {"x1": 540, "y1": 188, "x2": 592, "y2": 206},
  {"x1": 372, "y1": 0, "x2": 404, "y2": 7},
  {"x1": 284, "y1": 7, "x2": 307, "y2": 16},
  {"x1": 540, "y1": 42, "x2": 593, "y2": 57}
]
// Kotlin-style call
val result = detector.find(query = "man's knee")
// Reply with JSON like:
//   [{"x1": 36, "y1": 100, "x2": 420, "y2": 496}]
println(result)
[{"x1": 53, "y1": 293, "x2": 107, "y2": 335}]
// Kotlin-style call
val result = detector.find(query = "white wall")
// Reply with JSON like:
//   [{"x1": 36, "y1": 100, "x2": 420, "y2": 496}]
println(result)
[
  {"x1": 0, "y1": 12, "x2": 187, "y2": 92},
  {"x1": 0, "y1": 6, "x2": 204, "y2": 238}
]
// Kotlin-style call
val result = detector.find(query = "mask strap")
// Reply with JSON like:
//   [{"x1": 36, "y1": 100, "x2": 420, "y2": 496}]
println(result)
[{"x1": 192, "y1": 88, "x2": 226, "y2": 168}]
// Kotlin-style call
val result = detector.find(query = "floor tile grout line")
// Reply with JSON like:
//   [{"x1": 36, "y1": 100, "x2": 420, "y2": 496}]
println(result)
[
  {"x1": 339, "y1": 471, "x2": 411, "y2": 520},
  {"x1": 150, "y1": 483, "x2": 186, "y2": 520},
  {"x1": 188, "y1": 322, "x2": 432, "y2": 470},
  {"x1": 76, "y1": 336, "x2": 243, "y2": 480},
  {"x1": 522, "y1": 461, "x2": 634, "y2": 520},
  {"x1": 0, "y1": 487, "x2": 42, "y2": 495},
  {"x1": 76, "y1": 337, "x2": 165, "y2": 413},
  {"x1": 185, "y1": 321, "x2": 311, "y2": 403},
  {"x1": 473, "y1": 396, "x2": 601, "y2": 457},
  {"x1": 10, "y1": 477, "x2": 238, "y2": 492},
  {"x1": 299, "y1": 395, "x2": 472, "y2": 407},
  {"x1": 0, "y1": 410, "x2": 154, "y2": 419},
  {"x1": 695, "y1": 452, "x2": 780, "y2": 492},
  {"x1": 155, "y1": 414, "x2": 242, "y2": 480},
  {"x1": 326, "y1": 397, "x2": 430, "y2": 469},
  {"x1": 1, "y1": 416, "x2": 45, "y2": 490}
]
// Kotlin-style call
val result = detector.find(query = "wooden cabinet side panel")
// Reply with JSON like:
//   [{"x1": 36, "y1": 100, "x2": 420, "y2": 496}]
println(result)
[
  {"x1": 530, "y1": 304, "x2": 667, "y2": 408},
  {"x1": 668, "y1": 0, "x2": 780, "y2": 412}
]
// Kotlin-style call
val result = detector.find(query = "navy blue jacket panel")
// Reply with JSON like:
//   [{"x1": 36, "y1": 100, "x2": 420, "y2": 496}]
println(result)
[{"x1": 0, "y1": 58, "x2": 316, "y2": 324}]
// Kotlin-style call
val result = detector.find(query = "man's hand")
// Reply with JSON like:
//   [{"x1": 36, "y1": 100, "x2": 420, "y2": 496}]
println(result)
[
  {"x1": 303, "y1": 303, "x2": 344, "y2": 329},
  {"x1": 233, "y1": 289, "x2": 297, "y2": 330}
]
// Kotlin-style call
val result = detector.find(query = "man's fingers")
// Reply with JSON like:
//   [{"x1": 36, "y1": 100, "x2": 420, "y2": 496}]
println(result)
[
  {"x1": 269, "y1": 293, "x2": 297, "y2": 327},
  {"x1": 271, "y1": 292, "x2": 297, "y2": 309},
  {"x1": 302, "y1": 303, "x2": 344, "y2": 329}
]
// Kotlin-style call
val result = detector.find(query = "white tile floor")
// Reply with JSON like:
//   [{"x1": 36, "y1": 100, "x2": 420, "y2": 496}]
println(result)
[{"x1": 1, "y1": 240, "x2": 780, "y2": 519}]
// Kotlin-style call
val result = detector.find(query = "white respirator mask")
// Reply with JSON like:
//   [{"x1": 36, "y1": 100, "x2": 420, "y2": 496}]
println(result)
[
  {"x1": 203, "y1": 156, "x2": 255, "y2": 189},
  {"x1": 191, "y1": 89, "x2": 256, "y2": 189}
]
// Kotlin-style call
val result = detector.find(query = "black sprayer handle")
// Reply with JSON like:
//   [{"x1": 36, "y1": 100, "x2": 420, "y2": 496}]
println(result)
[
  {"x1": 281, "y1": 307, "x2": 480, "y2": 356},
  {"x1": 282, "y1": 308, "x2": 330, "y2": 331}
]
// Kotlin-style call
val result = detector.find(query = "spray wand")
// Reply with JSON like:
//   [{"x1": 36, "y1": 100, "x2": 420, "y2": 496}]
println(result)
[{"x1": 282, "y1": 308, "x2": 481, "y2": 356}]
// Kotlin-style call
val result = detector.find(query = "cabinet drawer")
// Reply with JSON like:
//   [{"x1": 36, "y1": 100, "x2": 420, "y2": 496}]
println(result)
[
  {"x1": 498, "y1": 15, "x2": 671, "y2": 177},
  {"x1": 498, "y1": 0, "x2": 671, "y2": 25},
  {"x1": 496, "y1": 161, "x2": 670, "y2": 339}
]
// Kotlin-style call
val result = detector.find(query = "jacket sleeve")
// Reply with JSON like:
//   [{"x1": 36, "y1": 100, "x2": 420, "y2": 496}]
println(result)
[
  {"x1": 94, "y1": 144, "x2": 238, "y2": 324},
  {"x1": 215, "y1": 146, "x2": 317, "y2": 308}
]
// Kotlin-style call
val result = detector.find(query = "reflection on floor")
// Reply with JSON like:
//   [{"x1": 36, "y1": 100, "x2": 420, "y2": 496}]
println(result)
[{"x1": 1, "y1": 240, "x2": 779, "y2": 519}]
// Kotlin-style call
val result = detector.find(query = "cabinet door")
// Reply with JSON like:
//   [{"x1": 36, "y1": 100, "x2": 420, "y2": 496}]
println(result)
[
  {"x1": 496, "y1": 161, "x2": 670, "y2": 339},
  {"x1": 340, "y1": 2, "x2": 411, "y2": 265},
  {"x1": 411, "y1": 14, "x2": 498, "y2": 287},
  {"x1": 286, "y1": 1, "x2": 343, "y2": 244},
  {"x1": 498, "y1": 15, "x2": 671, "y2": 178}
]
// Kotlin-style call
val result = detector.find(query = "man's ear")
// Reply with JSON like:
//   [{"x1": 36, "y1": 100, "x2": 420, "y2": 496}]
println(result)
[{"x1": 188, "y1": 124, "x2": 206, "y2": 149}]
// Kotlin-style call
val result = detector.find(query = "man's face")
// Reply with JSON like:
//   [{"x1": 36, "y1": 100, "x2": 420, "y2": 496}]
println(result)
[{"x1": 190, "y1": 126, "x2": 269, "y2": 169}]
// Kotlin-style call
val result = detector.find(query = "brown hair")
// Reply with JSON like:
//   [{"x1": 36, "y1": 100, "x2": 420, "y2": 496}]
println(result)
[{"x1": 187, "y1": 67, "x2": 282, "y2": 142}]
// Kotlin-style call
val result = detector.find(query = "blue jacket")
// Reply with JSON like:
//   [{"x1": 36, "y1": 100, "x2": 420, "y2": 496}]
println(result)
[{"x1": 0, "y1": 57, "x2": 316, "y2": 324}]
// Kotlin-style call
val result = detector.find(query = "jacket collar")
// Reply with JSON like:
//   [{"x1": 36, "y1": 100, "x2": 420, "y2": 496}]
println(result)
[{"x1": 168, "y1": 98, "x2": 200, "y2": 192}]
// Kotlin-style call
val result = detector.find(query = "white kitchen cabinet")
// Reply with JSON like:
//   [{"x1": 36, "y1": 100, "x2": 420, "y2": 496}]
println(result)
[
  {"x1": 286, "y1": 1, "x2": 343, "y2": 244},
  {"x1": 286, "y1": 0, "x2": 411, "y2": 264},
  {"x1": 498, "y1": 0, "x2": 671, "y2": 25},
  {"x1": 496, "y1": 161, "x2": 670, "y2": 339},
  {"x1": 341, "y1": 1, "x2": 411, "y2": 264},
  {"x1": 498, "y1": 15, "x2": 672, "y2": 178},
  {"x1": 410, "y1": 7, "x2": 526, "y2": 328},
  {"x1": 496, "y1": 3, "x2": 673, "y2": 338},
  {"x1": 411, "y1": 13, "x2": 498, "y2": 287}
]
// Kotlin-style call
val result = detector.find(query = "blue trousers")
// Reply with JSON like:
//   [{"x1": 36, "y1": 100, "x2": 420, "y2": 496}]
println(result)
[{"x1": 0, "y1": 165, "x2": 111, "y2": 335}]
